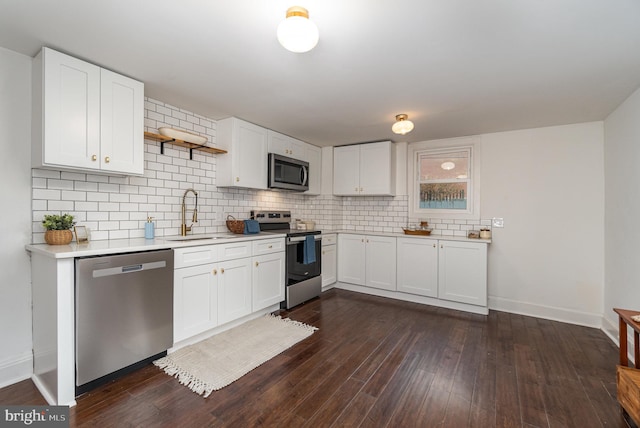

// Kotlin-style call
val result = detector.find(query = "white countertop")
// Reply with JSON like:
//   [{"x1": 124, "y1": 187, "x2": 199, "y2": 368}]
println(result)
[
  {"x1": 324, "y1": 229, "x2": 492, "y2": 244},
  {"x1": 25, "y1": 232, "x2": 286, "y2": 259},
  {"x1": 26, "y1": 229, "x2": 489, "y2": 259}
]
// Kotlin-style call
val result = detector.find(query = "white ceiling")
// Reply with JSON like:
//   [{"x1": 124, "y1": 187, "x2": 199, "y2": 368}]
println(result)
[{"x1": 1, "y1": 0, "x2": 640, "y2": 147}]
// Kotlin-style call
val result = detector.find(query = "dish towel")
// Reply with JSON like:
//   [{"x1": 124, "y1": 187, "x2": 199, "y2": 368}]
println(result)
[
  {"x1": 243, "y1": 220, "x2": 260, "y2": 234},
  {"x1": 303, "y1": 235, "x2": 316, "y2": 264}
]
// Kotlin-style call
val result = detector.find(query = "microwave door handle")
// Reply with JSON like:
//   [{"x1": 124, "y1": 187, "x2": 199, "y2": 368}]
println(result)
[{"x1": 301, "y1": 165, "x2": 308, "y2": 186}]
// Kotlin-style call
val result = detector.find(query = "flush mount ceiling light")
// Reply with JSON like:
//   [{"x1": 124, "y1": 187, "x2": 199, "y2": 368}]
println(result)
[
  {"x1": 391, "y1": 114, "x2": 414, "y2": 135},
  {"x1": 277, "y1": 6, "x2": 319, "y2": 53},
  {"x1": 441, "y1": 161, "x2": 456, "y2": 170}
]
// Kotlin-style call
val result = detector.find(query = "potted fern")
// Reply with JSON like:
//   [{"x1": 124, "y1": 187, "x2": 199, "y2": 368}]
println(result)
[{"x1": 42, "y1": 213, "x2": 76, "y2": 245}]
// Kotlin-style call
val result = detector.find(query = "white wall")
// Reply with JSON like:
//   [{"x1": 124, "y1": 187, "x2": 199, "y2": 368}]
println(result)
[
  {"x1": 603, "y1": 86, "x2": 640, "y2": 335},
  {"x1": 0, "y1": 47, "x2": 33, "y2": 386},
  {"x1": 481, "y1": 122, "x2": 605, "y2": 326}
]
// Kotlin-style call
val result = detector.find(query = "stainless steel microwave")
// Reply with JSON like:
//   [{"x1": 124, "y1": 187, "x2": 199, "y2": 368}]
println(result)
[{"x1": 268, "y1": 153, "x2": 309, "y2": 191}]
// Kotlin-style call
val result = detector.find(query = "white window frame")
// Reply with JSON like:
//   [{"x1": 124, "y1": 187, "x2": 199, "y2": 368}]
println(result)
[{"x1": 408, "y1": 136, "x2": 481, "y2": 221}]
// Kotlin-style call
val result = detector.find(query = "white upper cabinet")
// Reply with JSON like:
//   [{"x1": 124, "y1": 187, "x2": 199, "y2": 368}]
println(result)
[
  {"x1": 333, "y1": 141, "x2": 395, "y2": 196},
  {"x1": 267, "y1": 130, "x2": 307, "y2": 160},
  {"x1": 99, "y1": 69, "x2": 144, "y2": 175},
  {"x1": 333, "y1": 145, "x2": 361, "y2": 195},
  {"x1": 216, "y1": 117, "x2": 269, "y2": 190},
  {"x1": 32, "y1": 47, "x2": 144, "y2": 175}
]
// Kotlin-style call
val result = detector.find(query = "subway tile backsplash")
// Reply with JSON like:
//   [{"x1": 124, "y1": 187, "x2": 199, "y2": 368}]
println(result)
[{"x1": 31, "y1": 97, "x2": 489, "y2": 243}]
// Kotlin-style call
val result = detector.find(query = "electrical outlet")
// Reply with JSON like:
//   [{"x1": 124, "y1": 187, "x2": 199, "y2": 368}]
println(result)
[{"x1": 492, "y1": 217, "x2": 504, "y2": 228}]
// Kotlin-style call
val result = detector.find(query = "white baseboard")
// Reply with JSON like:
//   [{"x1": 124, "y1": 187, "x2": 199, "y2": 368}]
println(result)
[
  {"x1": 601, "y1": 315, "x2": 619, "y2": 346},
  {"x1": 336, "y1": 282, "x2": 489, "y2": 315},
  {"x1": 488, "y1": 296, "x2": 602, "y2": 328},
  {"x1": 0, "y1": 351, "x2": 33, "y2": 389}
]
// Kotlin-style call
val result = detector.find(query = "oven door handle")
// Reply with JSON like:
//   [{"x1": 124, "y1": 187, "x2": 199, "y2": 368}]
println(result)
[{"x1": 287, "y1": 236, "x2": 322, "y2": 243}]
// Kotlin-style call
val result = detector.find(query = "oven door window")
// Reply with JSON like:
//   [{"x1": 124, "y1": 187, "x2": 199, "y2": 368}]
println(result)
[{"x1": 286, "y1": 239, "x2": 321, "y2": 285}]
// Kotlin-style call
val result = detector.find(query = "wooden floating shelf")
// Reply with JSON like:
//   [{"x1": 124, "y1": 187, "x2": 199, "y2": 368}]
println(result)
[{"x1": 144, "y1": 132, "x2": 227, "y2": 159}]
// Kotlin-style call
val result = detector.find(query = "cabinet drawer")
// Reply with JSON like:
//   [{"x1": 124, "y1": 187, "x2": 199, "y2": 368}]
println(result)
[
  {"x1": 174, "y1": 245, "x2": 218, "y2": 269},
  {"x1": 218, "y1": 241, "x2": 252, "y2": 261},
  {"x1": 252, "y1": 238, "x2": 285, "y2": 255},
  {"x1": 321, "y1": 234, "x2": 337, "y2": 246}
]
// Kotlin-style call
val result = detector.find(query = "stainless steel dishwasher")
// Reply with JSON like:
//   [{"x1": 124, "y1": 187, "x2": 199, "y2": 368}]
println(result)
[{"x1": 75, "y1": 249, "x2": 173, "y2": 394}]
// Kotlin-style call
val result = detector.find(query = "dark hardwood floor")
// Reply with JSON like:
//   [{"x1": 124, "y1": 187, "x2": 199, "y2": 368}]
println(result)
[{"x1": 0, "y1": 288, "x2": 632, "y2": 427}]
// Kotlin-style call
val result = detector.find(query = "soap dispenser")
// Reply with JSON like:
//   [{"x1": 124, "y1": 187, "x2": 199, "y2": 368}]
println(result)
[{"x1": 145, "y1": 217, "x2": 155, "y2": 239}]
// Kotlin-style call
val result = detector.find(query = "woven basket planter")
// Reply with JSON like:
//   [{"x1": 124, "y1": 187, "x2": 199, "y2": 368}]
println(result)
[{"x1": 44, "y1": 229, "x2": 73, "y2": 245}]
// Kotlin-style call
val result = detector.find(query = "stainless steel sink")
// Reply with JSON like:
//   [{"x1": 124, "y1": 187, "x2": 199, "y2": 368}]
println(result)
[{"x1": 163, "y1": 234, "x2": 240, "y2": 242}]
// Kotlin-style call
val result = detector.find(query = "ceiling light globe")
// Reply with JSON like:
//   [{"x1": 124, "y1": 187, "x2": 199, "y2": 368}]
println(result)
[
  {"x1": 392, "y1": 114, "x2": 414, "y2": 135},
  {"x1": 277, "y1": 7, "x2": 319, "y2": 53}
]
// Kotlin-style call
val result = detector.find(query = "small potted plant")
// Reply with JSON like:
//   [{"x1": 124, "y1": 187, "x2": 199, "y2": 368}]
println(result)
[{"x1": 42, "y1": 213, "x2": 76, "y2": 245}]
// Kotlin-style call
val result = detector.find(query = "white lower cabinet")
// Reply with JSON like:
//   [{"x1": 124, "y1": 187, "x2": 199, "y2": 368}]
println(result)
[
  {"x1": 337, "y1": 234, "x2": 396, "y2": 291},
  {"x1": 173, "y1": 264, "x2": 218, "y2": 343},
  {"x1": 337, "y1": 234, "x2": 366, "y2": 285},
  {"x1": 365, "y1": 235, "x2": 396, "y2": 291},
  {"x1": 339, "y1": 234, "x2": 489, "y2": 314},
  {"x1": 173, "y1": 237, "x2": 285, "y2": 344},
  {"x1": 217, "y1": 257, "x2": 253, "y2": 324},
  {"x1": 321, "y1": 234, "x2": 337, "y2": 287},
  {"x1": 396, "y1": 238, "x2": 438, "y2": 297},
  {"x1": 252, "y1": 251, "x2": 285, "y2": 311},
  {"x1": 438, "y1": 240, "x2": 487, "y2": 306}
]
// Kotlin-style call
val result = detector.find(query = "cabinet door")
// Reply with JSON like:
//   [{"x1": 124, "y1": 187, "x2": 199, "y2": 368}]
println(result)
[
  {"x1": 397, "y1": 238, "x2": 438, "y2": 297},
  {"x1": 234, "y1": 119, "x2": 268, "y2": 189},
  {"x1": 365, "y1": 235, "x2": 397, "y2": 291},
  {"x1": 252, "y1": 252, "x2": 285, "y2": 311},
  {"x1": 305, "y1": 144, "x2": 322, "y2": 195},
  {"x1": 321, "y1": 244, "x2": 337, "y2": 287},
  {"x1": 100, "y1": 68, "x2": 144, "y2": 175},
  {"x1": 289, "y1": 138, "x2": 308, "y2": 161},
  {"x1": 333, "y1": 145, "x2": 361, "y2": 195},
  {"x1": 174, "y1": 264, "x2": 217, "y2": 342},
  {"x1": 267, "y1": 130, "x2": 290, "y2": 157},
  {"x1": 218, "y1": 257, "x2": 253, "y2": 324},
  {"x1": 337, "y1": 234, "x2": 366, "y2": 285},
  {"x1": 359, "y1": 141, "x2": 394, "y2": 195},
  {"x1": 42, "y1": 48, "x2": 101, "y2": 169},
  {"x1": 438, "y1": 241, "x2": 487, "y2": 306}
]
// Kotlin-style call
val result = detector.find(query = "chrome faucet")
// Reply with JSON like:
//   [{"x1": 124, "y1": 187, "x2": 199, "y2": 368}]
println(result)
[{"x1": 181, "y1": 188, "x2": 198, "y2": 236}]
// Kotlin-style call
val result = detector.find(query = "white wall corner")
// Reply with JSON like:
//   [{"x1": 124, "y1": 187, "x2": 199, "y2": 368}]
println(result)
[
  {"x1": 0, "y1": 352, "x2": 33, "y2": 389},
  {"x1": 320, "y1": 146, "x2": 333, "y2": 195},
  {"x1": 395, "y1": 141, "x2": 407, "y2": 196}
]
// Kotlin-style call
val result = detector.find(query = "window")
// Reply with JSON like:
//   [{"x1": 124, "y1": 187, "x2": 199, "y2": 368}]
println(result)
[
  {"x1": 418, "y1": 149, "x2": 470, "y2": 210},
  {"x1": 408, "y1": 137, "x2": 480, "y2": 220}
]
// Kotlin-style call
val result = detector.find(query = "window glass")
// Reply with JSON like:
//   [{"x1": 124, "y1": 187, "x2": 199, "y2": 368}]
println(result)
[
  {"x1": 416, "y1": 148, "x2": 471, "y2": 212},
  {"x1": 419, "y1": 151, "x2": 469, "y2": 180},
  {"x1": 420, "y1": 182, "x2": 467, "y2": 209}
]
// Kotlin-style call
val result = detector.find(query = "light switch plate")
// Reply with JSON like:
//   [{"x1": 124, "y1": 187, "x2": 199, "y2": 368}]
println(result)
[{"x1": 492, "y1": 217, "x2": 504, "y2": 228}]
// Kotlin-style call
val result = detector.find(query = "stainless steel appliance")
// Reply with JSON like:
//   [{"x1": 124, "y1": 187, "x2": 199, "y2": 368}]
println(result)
[
  {"x1": 75, "y1": 249, "x2": 174, "y2": 394},
  {"x1": 251, "y1": 210, "x2": 321, "y2": 309},
  {"x1": 268, "y1": 153, "x2": 309, "y2": 192}
]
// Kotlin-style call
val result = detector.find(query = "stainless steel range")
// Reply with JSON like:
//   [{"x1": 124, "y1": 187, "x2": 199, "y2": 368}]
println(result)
[{"x1": 251, "y1": 210, "x2": 322, "y2": 309}]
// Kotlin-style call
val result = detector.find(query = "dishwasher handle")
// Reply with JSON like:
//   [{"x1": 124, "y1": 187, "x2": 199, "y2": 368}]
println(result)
[
  {"x1": 122, "y1": 264, "x2": 143, "y2": 273},
  {"x1": 92, "y1": 260, "x2": 167, "y2": 278}
]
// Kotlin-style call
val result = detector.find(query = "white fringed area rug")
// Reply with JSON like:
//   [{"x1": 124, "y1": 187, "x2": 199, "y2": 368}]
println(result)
[{"x1": 154, "y1": 314, "x2": 318, "y2": 397}]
